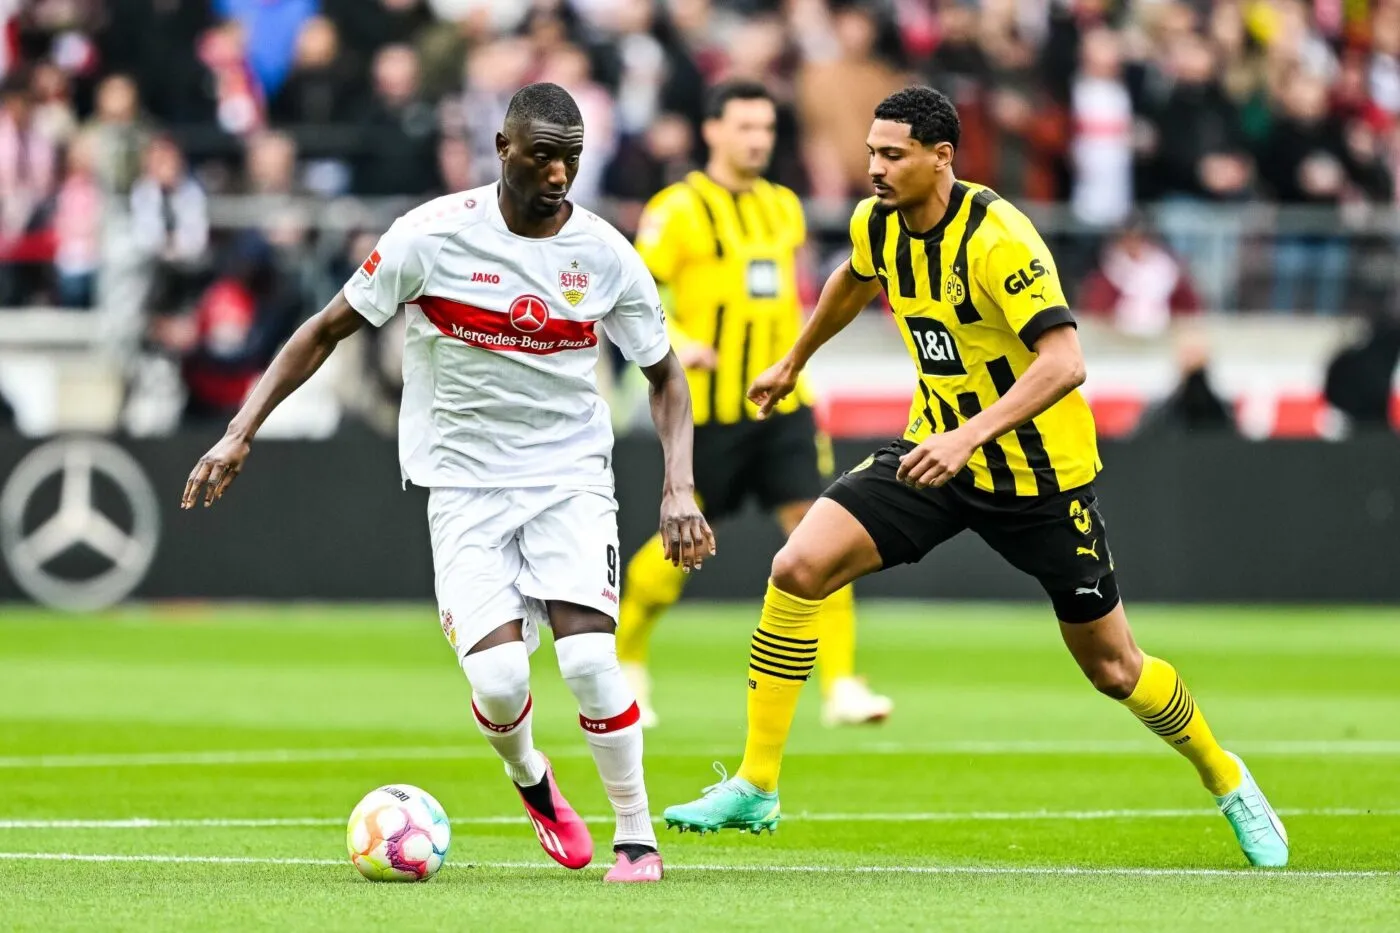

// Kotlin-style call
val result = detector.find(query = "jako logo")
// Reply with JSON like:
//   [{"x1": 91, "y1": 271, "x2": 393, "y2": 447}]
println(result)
[
  {"x1": 1003, "y1": 258, "x2": 1048, "y2": 294},
  {"x1": 471, "y1": 271, "x2": 501, "y2": 284}
]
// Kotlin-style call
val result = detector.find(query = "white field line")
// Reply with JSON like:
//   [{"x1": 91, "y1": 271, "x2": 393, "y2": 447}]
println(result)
[
  {"x1": 4, "y1": 739, "x2": 1400, "y2": 770},
  {"x1": 0, "y1": 807, "x2": 1395, "y2": 830},
  {"x1": 0, "y1": 851, "x2": 1394, "y2": 878}
]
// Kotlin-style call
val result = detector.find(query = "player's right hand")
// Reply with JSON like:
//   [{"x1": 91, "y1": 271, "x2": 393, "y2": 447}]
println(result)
[
  {"x1": 747, "y1": 359, "x2": 798, "y2": 420},
  {"x1": 181, "y1": 433, "x2": 251, "y2": 510}
]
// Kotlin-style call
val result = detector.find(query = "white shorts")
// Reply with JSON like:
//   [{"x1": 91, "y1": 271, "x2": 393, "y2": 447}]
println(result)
[{"x1": 427, "y1": 485, "x2": 621, "y2": 658}]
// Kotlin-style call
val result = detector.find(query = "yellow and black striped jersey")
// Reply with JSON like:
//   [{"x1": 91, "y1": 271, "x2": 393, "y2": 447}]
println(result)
[
  {"x1": 849, "y1": 181, "x2": 1100, "y2": 496},
  {"x1": 635, "y1": 170, "x2": 815, "y2": 425}
]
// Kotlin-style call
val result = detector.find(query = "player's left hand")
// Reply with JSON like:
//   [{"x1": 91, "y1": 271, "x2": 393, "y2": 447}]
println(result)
[
  {"x1": 659, "y1": 487, "x2": 716, "y2": 572},
  {"x1": 182, "y1": 432, "x2": 251, "y2": 510},
  {"x1": 896, "y1": 430, "x2": 977, "y2": 490}
]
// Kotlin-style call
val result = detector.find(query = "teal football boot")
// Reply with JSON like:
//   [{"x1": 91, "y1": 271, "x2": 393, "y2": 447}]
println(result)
[
  {"x1": 663, "y1": 764, "x2": 780, "y2": 835},
  {"x1": 1216, "y1": 752, "x2": 1289, "y2": 867}
]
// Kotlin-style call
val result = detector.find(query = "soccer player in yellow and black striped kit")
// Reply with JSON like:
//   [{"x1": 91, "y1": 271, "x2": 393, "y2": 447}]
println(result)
[
  {"x1": 617, "y1": 80, "x2": 892, "y2": 729},
  {"x1": 663, "y1": 86, "x2": 1289, "y2": 868}
]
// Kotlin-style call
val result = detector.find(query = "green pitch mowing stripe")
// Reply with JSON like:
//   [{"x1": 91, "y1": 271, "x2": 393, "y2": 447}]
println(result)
[
  {"x1": 4, "y1": 863, "x2": 1397, "y2": 933},
  {"x1": 3, "y1": 852, "x2": 1398, "y2": 878},
  {"x1": 2, "y1": 807, "x2": 1398, "y2": 828},
  {"x1": 1, "y1": 602, "x2": 1398, "y2": 932},
  {"x1": 3, "y1": 738, "x2": 1400, "y2": 770}
]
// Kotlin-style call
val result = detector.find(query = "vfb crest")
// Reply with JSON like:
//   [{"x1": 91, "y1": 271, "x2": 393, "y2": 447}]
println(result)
[{"x1": 559, "y1": 269, "x2": 590, "y2": 306}]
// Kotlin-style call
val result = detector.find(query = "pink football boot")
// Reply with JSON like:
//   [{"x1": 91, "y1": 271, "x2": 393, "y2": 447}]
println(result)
[
  {"x1": 515, "y1": 753, "x2": 594, "y2": 869},
  {"x1": 603, "y1": 848, "x2": 664, "y2": 883}
]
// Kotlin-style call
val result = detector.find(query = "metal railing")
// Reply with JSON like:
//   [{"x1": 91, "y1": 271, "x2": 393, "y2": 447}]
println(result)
[
  {"x1": 3, "y1": 194, "x2": 1393, "y2": 439},
  {"x1": 5, "y1": 196, "x2": 1400, "y2": 337}
]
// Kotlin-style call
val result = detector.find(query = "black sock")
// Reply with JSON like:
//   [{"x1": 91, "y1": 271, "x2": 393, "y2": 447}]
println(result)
[
  {"x1": 514, "y1": 773, "x2": 556, "y2": 821},
  {"x1": 614, "y1": 842, "x2": 657, "y2": 860}
]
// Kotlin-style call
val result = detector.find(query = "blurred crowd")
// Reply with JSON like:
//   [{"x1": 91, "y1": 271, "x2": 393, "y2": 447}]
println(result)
[{"x1": 0, "y1": 0, "x2": 1399, "y2": 428}]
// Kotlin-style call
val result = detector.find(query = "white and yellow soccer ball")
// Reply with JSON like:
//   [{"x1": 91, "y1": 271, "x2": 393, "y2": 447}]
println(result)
[{"x1": 346, "y1": 784, "x2": 451, "y2": 882}]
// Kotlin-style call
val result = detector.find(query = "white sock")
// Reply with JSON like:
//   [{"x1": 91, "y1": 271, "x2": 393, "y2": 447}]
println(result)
[
  {"x1": 460, "y1": 641, "x2": 545, "y2": 787},
  {"x1": 582, "y1": 722, "x2": 655, "y2": 847},
  {"x1": 555, "y1": 632, "x2": 656, "y2": 848}
]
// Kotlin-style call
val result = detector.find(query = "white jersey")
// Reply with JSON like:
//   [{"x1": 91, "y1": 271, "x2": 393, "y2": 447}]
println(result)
[{"x1": 343, "y1": 185, "x2": 669, "y2": 489}]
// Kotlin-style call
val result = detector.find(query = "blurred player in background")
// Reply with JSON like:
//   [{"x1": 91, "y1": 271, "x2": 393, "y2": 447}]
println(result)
[
  {"x1": 617, "y1": 80, "x2": 892, "y2": 729},
  {"x1": 183, "y1": 83, "x2": 715, "y2": 884},
  {"x1": 665, "y1": 86, "x2": 1288, "y2": 869}
]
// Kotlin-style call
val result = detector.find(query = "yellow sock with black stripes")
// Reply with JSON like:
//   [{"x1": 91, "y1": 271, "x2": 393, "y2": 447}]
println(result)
[
  {"x1": 615, "y1": 533, "x2": 688, "y2": 665},
  {"x1": 1121, "y1": 655, "x2": 1242, "y2": 796},
  {"x1": 736, "y1": 581, "x2": 820, "y2": 792},
  {"x1": 816, "y1": 585, "x2": 857, "y2": 698}
]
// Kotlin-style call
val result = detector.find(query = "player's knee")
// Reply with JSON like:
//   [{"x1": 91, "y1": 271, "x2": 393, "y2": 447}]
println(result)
[
  {"x1": 770, "y1": 545, "x2": 834, "y2": 601},
  {"x1": 1082, "y1": 655, "x2": 1139, "y2": 700},
  {"x1": 555, "y1": 630, "x2": 619, "y2": 682},
  {"x1": 460, "y1": 641, "x2": 531, "y2": 718},
  {"x1": 555, "y1": 631, "x2": 633, "y2": 720}
]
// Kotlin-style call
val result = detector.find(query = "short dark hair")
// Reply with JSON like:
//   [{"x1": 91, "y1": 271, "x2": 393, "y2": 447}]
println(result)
[
  {"x1": 504, "y1": 82, "x2": 583, "y2": 131},
  {"x1": 704, "y1": 79, "x2": 774, "y2": 121},
  {"x1": 873, "y1": 86, "x2": 960, "y2": 148}
]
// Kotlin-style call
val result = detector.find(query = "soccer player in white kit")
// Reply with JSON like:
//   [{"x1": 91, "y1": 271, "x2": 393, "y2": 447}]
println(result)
[{"x1": 181, "y1": 84, "x2": 715, "y2": 883}]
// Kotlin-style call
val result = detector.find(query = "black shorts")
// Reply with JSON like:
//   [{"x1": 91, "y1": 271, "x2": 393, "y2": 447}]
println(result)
[
  {"x1": 694, "y1": 407, "x2": 828, "y2": 521},
  {"x1": 824, "y1": 440, "x2": 1114, "y2": 592}
]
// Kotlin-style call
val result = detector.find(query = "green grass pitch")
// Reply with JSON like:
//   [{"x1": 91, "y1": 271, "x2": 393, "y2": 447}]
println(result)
[{"x1": 0, "y1": 602, "x2": 1397, "y2": 931}]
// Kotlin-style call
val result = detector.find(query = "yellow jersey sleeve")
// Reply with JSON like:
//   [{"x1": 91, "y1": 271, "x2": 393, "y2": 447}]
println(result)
[
  {"x1": 634, "y1": 186, "x2": 696, "y2": 285},
  {"x1": 981, "y1": 206, "x2": 1076, "y2": 351},
  {"x1": 847, "y1": 197, "x2": 879, "y2": 281}
]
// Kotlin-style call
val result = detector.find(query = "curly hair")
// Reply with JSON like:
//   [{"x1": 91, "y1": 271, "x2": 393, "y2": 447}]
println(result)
[{"x1": 873, "y1": 86, "x2": 960, "y2": 148}]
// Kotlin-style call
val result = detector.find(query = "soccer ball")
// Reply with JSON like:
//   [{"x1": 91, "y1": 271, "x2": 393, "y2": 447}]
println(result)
[{"x1": 346, "y1": 784, "x2": 451, "y2": 882}]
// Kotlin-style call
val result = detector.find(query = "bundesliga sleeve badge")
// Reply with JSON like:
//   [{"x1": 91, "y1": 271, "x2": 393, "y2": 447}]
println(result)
[
  {"x1": 560, "y1": 264, "x2": 590, "y2": 307},
  {"x1": 360, "y1": 249, "x2": 382, "y2": 280}
]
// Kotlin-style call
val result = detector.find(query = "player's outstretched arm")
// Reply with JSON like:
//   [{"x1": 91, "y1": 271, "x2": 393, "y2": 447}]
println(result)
[
  {"x1": 181, "y1": 291, "x2": 367, "y2": 509},
  {"x1": 896, "y1": 324, "x2": 1087, "y2": 489},
  {"x1": 749, "y1": 261, "x2": 880, "y2": 419},
  {"x1": 640, "y1": 349, "x2": 716, "y2": 572}
]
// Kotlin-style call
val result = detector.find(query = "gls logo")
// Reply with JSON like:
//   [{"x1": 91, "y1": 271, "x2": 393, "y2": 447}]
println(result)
[
  {"x1": 471, "y1": 271, "x2": 501, "y2": 284},
  {"x1": 1003, "y1": 258, "x2": 1048, "y2": 295}
]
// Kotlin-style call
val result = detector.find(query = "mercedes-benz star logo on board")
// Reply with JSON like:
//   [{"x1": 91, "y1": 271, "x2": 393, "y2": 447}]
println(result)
[{"x1": 0, "y1": 438, "x2": 160, "y2": 611}]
